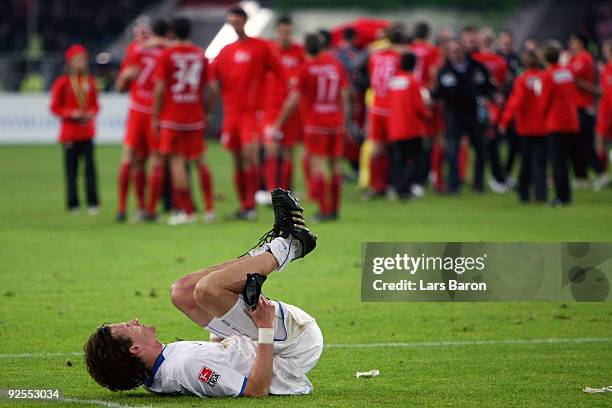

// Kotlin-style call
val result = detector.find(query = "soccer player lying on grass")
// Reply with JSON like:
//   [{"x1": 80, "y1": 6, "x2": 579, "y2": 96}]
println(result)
[{"x1": 84, "y1": 189, "x2": 321, "y2": 398}]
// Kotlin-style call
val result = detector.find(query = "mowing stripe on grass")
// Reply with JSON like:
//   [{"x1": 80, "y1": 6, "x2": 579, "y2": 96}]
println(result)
[
  {"x1": 54, "y1": 397, "x2": 150, "y2": 408},
  {"x1": 1, "y1": 337, "x2": 611, "y2": 359}
]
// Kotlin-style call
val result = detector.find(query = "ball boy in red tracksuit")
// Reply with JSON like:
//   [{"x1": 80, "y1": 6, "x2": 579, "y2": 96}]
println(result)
[
  {"x1": 499, "y1": 50, "x2": 548, "y2": 203},
  {"x1": 540, "y1": 42, "x2": 580, "y2": 205},
  {"x1": 50, "y1": 44, "x2": 100, "y2": 213},
  {"x1": 386, "y1": 52, "x2": 431, "y2": 199}
]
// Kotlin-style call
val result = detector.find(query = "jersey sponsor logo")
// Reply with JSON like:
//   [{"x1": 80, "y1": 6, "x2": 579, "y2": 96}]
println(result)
[
  {"x1": 440, "y1": 73, "x2": 457, "y2": 87},
  {"x1": 388, "y1": 75, "x2": 410, "y2": 90},
  {"x1": 552, "y1": 69, "x2": 574, "y2": 84},
  {"x1": 198, "y1": 366, "x2": 220, "y2": 387},
  {"x1": 234, "y1": 50, "x2": 251, "y2": 63}
]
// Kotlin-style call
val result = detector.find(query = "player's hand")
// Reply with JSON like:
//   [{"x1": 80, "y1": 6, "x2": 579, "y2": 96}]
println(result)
[
  {"x1": 247, "y1": 296, "x2": 275, "y2": 328},
  {"x1": 595, "y1": 134, "x2": 605, "y2": 156},
  {"x1": 264, "y1": 125, "x2": 282, "y2": 141},
  {"x1": 123, "y1": 65, "x2": 141, "y2": 80},
  {"x1": 151, "y1": 118, "x2": 160, "y2": 136},
  {"x1": 70, "y1": 110, "x2": 84, "y2": 120}
]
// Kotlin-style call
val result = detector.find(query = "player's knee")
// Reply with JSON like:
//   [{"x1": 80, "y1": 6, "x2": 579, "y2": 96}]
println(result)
[
  {"x1": 170, "y1": 278, "x2": 193, "y2": 310},
  {"x1": 193, "y1": 275, "x2": 221, "y2": 310}
]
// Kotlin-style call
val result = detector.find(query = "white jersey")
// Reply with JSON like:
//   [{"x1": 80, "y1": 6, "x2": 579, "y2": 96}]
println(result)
[{"x1": 143, "y1": 301, "x2": 323, "y2": 397}]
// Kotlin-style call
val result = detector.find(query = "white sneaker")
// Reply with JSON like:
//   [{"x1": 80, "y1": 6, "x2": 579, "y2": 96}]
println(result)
[
  {"x1": 488, "y1": 179, "x2": 508, "y2": 194},
  {"x1": 87, "y1": 206, "x2": 100, "y2": 216},
  {"x1": 168, "y1": 211, "x2": 195, "y2": 226},
  {"x1": 411, "y1": 184, "x2": 425, "y2": 198},
  {"x1": 573, "y1": 178, "x2": 589, "y2": 190},
  {"x1": 202, "y1": 211, "x2": 216, "y2": 224},
  {"x1": 255, "y1": 190, "x2": 272, "y2": 205},
  {"x1": 386, "y1": 188, "x2": 399, "y2": 202},
  {"x1": 129, "y1": 209, "x2": 146, "y2": 223},
  {"x1": 593, "y1": 174, "x2": 610, "y2": 192}
]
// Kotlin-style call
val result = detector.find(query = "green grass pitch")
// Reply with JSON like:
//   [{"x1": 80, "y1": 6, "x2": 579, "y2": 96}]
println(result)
[{"x1": 1, "y1": 143, "x2": 611, "y2": 407}]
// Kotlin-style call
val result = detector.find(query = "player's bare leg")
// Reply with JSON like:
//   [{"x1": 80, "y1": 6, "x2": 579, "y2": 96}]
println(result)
[
  {"x1": 263, "y1": 140, "x2": 281, "y2": 203},
  {"x1": 173, "y1": 189, "x2": 316, "y2": 330}
]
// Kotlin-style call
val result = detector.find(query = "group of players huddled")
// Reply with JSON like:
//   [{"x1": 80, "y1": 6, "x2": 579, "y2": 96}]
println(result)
[{"x1": 50, "y1": 6, "x2": 612, "y2": 224}]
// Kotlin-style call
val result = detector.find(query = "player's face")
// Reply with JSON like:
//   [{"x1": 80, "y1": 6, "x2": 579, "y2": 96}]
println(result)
[
  {"x1": 461, "y1": 31, "x2": 478, "y2": 53},
  {"x1": 448, "y1": 41, "x2": 464, "y2": 63},
  {"x1": 69, "y1": 54, "x2": 87, "y2": 73},
  {"x1": 277, "y1": 23, "x2": 292, "y2": 43},
  {"x1": 498, "y1": 33, "x2": 512, "y2": 52},
  {"x1": 109, "y1": 318, "x2": 156, "y2": 346},
  {"x1": 568, "y1": 36, "x2": 581, "y2": 53},
  {"x1": 133, "y1": 24, "x2": 151, "y2": 43},
  {"x1": 227, "y1": 14, "x2": 246, "y2": 34}
]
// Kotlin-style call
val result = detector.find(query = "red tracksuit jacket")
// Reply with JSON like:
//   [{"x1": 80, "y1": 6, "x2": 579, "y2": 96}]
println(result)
[
  {"x1": 540, "y1": 64, "x2": 580, "y2": 134},
  {"x1": 596, "y1": 62, "x2": 612, "y2": 140},
  {"x1": 386, "y1": 71, "x2": 430, "y2": 141},
  {"x1": 499, "y1": 69, "x2": 547, "y2": 136},
  {"x1": 568, "y1": 50, "x2": 595, "y2": 109},
  {"x1": 50, "y1": 74, "x2": 99, "y2": 143}
]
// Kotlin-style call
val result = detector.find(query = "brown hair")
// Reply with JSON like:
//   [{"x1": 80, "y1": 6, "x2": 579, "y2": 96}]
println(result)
[
  {"x1": 83, "y1": 325, "x2": 146, "y2": 391},
  {"x1": 522, "y1": 50, "x2": 541, "y2": 69}
]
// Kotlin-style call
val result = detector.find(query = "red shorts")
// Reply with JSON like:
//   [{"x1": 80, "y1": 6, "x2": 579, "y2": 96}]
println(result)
[
  {"x1": 159, "y1": 127, "x2": 205, "y2": 160},
  {"x1": 124, "y1": 109, "x2": 156, "y2": 155},
  {"x1": 367, "y1": 111, "x2": 390, "y2": 143},
  {"x1": 221, "y1": 111, "x2": 260, "y2": 151},
  {"x1": 304, "y1": 130, "x2": 344, "y2": 158},
  {"x1": 263, "y1": 109, "x2": 302, "y2": 147},
  {"x1": 427, "y1": 104, "x2": 445, "y2": 135}
]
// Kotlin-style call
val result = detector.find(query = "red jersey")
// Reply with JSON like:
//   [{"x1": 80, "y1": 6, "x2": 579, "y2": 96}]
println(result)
[
  {"x1": 265, "y1": 41, "x2": 305, "y2": 112},
  {"x1": 50, "y1": 74, "x2": 99, "y2": 143},
  {"x1": 121, "y1": 42, "x2": 164, "y2": 114},
  {"x1": 368, "y1": 48, "x2": 401, "y2": 115},
  {"x1": 154, "y1": 43, "x2": 208, "y2": 130},
  {"x1": 387, "y1": 72, "x2": 430, "y2": 141},
  {"x1": 499, "y1": 69, "x2": 547, "y2": 136},
  {"x1": 212, "y1": 37, "x2": 284, "y2": 115},
  {"x1": 472, "y1": 51, "x2": 508, "y2": 90},
  {"x1": 596, "y1": 62, "x2": 612, "y2": 139},
  {"x1": 295, "y1": 53, "x2": 348, "y2": 132},
  {"x1": 568, "y1": 50, "x2": 596, "y2": 109},
  {"x1": 409, "y1": 40, "x2": 441, "y2": 87},
  {"x1": 540, "y1": 64, "x2": 580, "y2": 133}
]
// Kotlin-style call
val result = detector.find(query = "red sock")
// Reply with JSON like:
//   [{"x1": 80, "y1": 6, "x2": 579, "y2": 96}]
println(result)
[
  {"x1": 117, "y1": 162, "x2": 131, "y2": 214},
  {"x1": 331, "y1": 172, "x2": 342, "y2": 214},
  {"x1": 369, "y1": 154, "x2": 389, "y2": 193},
  {"x1": 264, "y1": 157, "x2": 278, "y2": 191},
  {"x1": 134, "y1": 167, "x2": 146, "y2": 210},
  {"x1": 303, "y1": 153, "x2": 314, "y2": 200},
  {"x1": 431, "y1": 143, "x2": 444, "y2": 191},
  {"x1": 147, "y1": 164, "x2": 164, "y2": 216},
  {"x1": 234, "y1": 169, "x2": 247, "y2": 209},
  {"x1": 313, "y1": 175, "x2": 330, "y2": 215},
  {"x1": 181, "y1": 189, "x2": 194, "y2": 215},
  {"x1": 244, "y1": 167, "x2": 257, "y2": 210},
  {"x1": 459, "y1": 144, "x2": 469, "y2": 181},
  {"x1": 280, "y1": 158, "x2": 293, "y2": 190},
  {"x1": 198, "y1": 164, "x2": 214, "y2": 212}
]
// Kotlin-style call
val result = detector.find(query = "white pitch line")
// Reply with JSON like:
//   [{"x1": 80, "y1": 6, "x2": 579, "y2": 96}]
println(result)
[
  {"x1": 1, "y1": 337, "x2": 611, "y2": 359},
  {"x1": 54, "y1": 397, "x2": 151, "y2": 408},
  {"x1": 324, "y1": 337, "x2": 612, "y2": 349}
]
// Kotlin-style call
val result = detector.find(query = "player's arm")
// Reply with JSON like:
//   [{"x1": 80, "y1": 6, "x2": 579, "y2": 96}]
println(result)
[
  {"x1": 575, "y1": 78, "x2": 601, "y2": 97},
  {"x1": 114, "y1": 55, "x2": 141, "y2": 92},
  {"x1": 242, "y1": 297, "x2": 275, "y2": 398},
  {"x1": 206, "y1": 81, "x2": 218, "y2": 123},
  {"x1": 152, "y1": 79, "x2": 165, "y2": 134},
  {"x1": 272, "y1": 90, "x2": 300, "y2": 132},
  {"x1": 341, "y1": 86, "x2": 351, "y2": 131}
]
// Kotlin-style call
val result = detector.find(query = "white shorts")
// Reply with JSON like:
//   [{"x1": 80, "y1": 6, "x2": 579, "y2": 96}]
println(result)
[{"x1": 205, "y1": 297, "x2": 324, "y2": 376}]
